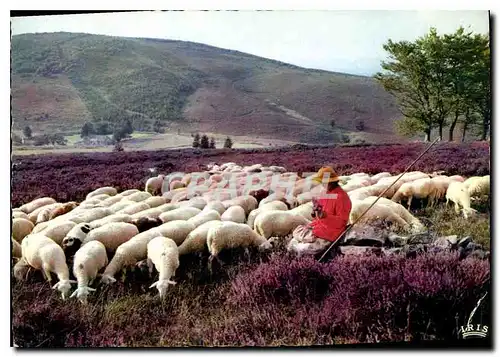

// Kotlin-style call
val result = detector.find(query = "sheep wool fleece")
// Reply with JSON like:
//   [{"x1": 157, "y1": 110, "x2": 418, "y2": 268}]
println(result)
[{"x1": 308, "y1": 186, "x2": 352, "y2": 242}]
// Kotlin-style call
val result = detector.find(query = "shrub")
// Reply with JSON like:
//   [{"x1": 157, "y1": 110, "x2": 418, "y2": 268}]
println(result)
[
  {"x1": 81, "y1": 122, "x2": 95, "y2": 138},
  {"x1": 209, "y1": 137, "x2": 216, "y2": 149},
  {"x1": 200, "y1": 135, "x2": 209, "y2": 149},
  {"x1": 23, "y1": 125, "x2": 32, "y2": 138},
  {"x1": 224, "y1": 136, "x2": 233, "y2": 149},
  {"x1": 192, "y1": 133, "x2": 200, "y2": 148}
]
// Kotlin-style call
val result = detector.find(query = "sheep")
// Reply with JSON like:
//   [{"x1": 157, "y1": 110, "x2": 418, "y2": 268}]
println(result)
[
  {"x1": 28, "y1": 202, "x2": 63, "y2": 224},
  {"x1": 144, "y1": 196, "x2": 167, "y2": 208},
  {"x1": 169, "y1": 180, "x2": 186, "y2": 191},
  {"x1": 391, "y1": 178, "x2": 436, "y2": 209},
  {"x1": 12, "y1": 218, "x2": 35, "y2": 243},
  {"x1": 70, "y1": 241, "x2": 108, "y2": 303},
  {"x1": 246, "y1": 200, "x2": 289, "y2": 229},
  {"x1": 12, "y1": 211, "x2": 29, "y2": 220},
  {"x1": 220, "y1": 205, "x2": 246, "y2": 224},
  {"x1": 254, "y1": 210, "x2": 310, "y2": 239},
  {"x1": 89, "y1": 214, "x2": 133, "y2": 229},
  {"x1": 82, "y1": 222, "x2": 139, "y2": 252},
  {"x1": 259, "y1": 193, "x2": 298, "y2": 209},
  {"x1": 69, "y1": 207, "x2": 113, "y2": 224},
  {"x1": 222, "y1": 195, "x2": 258, "y2": 216},
  {"x1": 117, "y1": 189, "x2": 141, "y2": 197},
  {"x1": 159, "y1": 207, "x2": 202, "y2": 223},
  {"x1": 40, "y1": 221, "x2": 78, "y2": 245},
  {"x1": 97, "y1": 196, "x2": 123, "y2": 207},
  {"x1": 163, "y1": 188, "x2": 187, "y2": 202},
  {"x1": 48, "y1": 202, "x2": 79, "y2": 221},
  {"x1": 446, "y1": 181, "x2": 478, "y2": 219},
  {"x1": 145, "y1": 174, "x2": 166, "y2": 195},
  {"x1": 100, "y1": 220, "x2": 195, "y2": 283},
  {"x1": 178, "y1": 220, "x2": 224, "y2": 256},
  {"x1": 124, "y1": 191, "x2": 152, "y2": 203},
  {"x1": 61, "y1": 223, "x2": 93, "y2": 256},
  {"x1": 130, "y1": 203, "x2": 180, "y2": 220},
  {"x1": 21, "y1": 234, "x2": 76, "y2": 299},
  {"x1": 362, "y1": 196, "x2": 425, "y2": 233},
  {"x1": 18, "y1": 197, "x2": 57, "y2": 214},
  {"x1": 202, "y1": 201, "x2": 226, "y2": 215},
  {"x1": 88, "y1": 193, "x2": 111, "y2": 202},
  {"x1": 12, "y1": 238, "x2": 22, "y2": 258},
  {"x1": 146, "y1": 237, "x2": 180, "y2": 299},
  {"x1": 177, "y1": 197, "x2": 207, "y2": 210},
  {"x1": 131, "y1": 217, "x2": 164, "y2": 233},
  {"x1": 370, "y1": 172, "x2": 392, "y2": 184},
  {"x1": 187, "y1": 209, "x2": 221, "y2": 228},
  {"x1": 117, "y1": 202, "x2": 150, "y2": 215},
  {"x1": 288, "y1": 202, "x2": 314, "y2": 221},
  {"x1": 206, "y1": 222, "x2": 272, "y2": 267},
  {"x1": 349, "y1": 201, "x2": 409, "y2": 230},
  {"x1": 464, "y1": 175, "x2": 490, "y2": 198},
  {"x1": 108, "y1": 201, "x2": 134, "y2": 213},
  {"x1": 86, "y1": 187, "x2": 118, "y2": 200}
]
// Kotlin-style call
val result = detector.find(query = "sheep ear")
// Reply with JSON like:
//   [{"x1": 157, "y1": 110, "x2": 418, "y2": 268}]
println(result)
[
  {"x1": 51, "y1": 282, "x2": 59, "y2": 290},
  {"x1": 70, "y1": 290, "x2": 78, "y2": 299},
  {"x1": 81, "y1": 225, "x2": 91, "y2": 234},
  {"x1": 87, "y1": 287, "x2": 96, "y2": 292},
  {"x1": 167, "y1": 280, "x2": 177, "y2": 285},
  {"x1": 149, "y1": 282, "x2": 158, "y2": 289}
]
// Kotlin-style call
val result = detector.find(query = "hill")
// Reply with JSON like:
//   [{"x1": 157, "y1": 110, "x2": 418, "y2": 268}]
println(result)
[{"x1": 11, "y1": 32, "x2": 402, "y2": 144}]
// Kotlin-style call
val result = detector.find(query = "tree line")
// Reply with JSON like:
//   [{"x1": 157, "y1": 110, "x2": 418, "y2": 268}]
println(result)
[
  {"x1": 375, "y1": 26, "x2": 490, "y2": 142},
  {"x1": 192, "y1": 133, "x2": 233, "y2": 149}
]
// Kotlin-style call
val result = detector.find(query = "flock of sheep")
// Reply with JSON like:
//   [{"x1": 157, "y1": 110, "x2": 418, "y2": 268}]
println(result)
[{"x1": 11, "y1": 161, "x2": 490, "y2": 303}]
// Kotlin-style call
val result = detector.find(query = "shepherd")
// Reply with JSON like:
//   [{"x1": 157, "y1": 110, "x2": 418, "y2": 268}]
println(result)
[{"x1": 292, "y1": 167, "x2": 352, "y2": 249}]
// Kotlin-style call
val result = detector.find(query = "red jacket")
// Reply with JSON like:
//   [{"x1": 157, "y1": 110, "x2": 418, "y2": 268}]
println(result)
[{"x1": 309, "y1": 186, "x2": 352, "y2": 242}]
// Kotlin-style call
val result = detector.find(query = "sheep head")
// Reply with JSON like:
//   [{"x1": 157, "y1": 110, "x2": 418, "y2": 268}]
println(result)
[
  {"x1": 52, "y1": 279, "x2": 77, "y2": 300},
  {"x1": 150, "y1": 279, "x2": 176, "y2": 299}
]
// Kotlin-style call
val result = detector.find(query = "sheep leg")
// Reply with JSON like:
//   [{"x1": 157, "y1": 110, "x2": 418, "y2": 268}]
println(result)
[
  {"x1": 407, "y1": 196, "x2": 413, "y2": 210},
  {"x1": 146, "y1": 258, "x2": 154, "y2": 277},
  {"x1": 42, "y1": 264, "x2": 52, "y2": 282}
]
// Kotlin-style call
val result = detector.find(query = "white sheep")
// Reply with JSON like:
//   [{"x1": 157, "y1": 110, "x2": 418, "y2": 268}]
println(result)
[
  {"x1": 349, "y1": 201, "x2": 409, "y2": 230},
  {"x1": 207, "y1": 221, "x2": 272, "y2": 267},
  {"x1": 254, "y1": 210, "x2": 310, "y2": 239},
  {"x1": 288, "y1": 202, "x2": 314, "y2": 221},
  {"x1": 89, "y1": 213, "x2": 133, "y2": 229},
  {"x1": 146, "y1": 237, "x2": 180, "y2": 299},
  {"x1": 108, "y1": 201, "x2": 134, "y2": 213},
  {"x1": 391, "y1": 178, "x2": 435, "y2": 209},
  {"x1": 82, "y1": 222, "x2": 139, "y2": 252},
  {"x1": 100, "y1": 220, "x2": 195, "y2": 283},
  {"x1": 370, "y1": 172, "x2": 392, "y2": 184},
  {"x1": 130, "y1": 203, "x2": 180, "y2": 220},
  {"x1": 124, "y1": 191, "x2": 152, "y2": 203},
  {"x1": 222, "y1": 195, "x2": 258, "y2": 215},
  {"x1": 202, "y1": 201, "x2": 226, "y2": 215},
  {"x1": 159, "y1": 206, "x2": 201, "y2": 223},
  {"x1": 464, "y1": 175, "x2": 490, "y2": 198},
  {"x1": 86, "y1": 187, "x2": 117, "y2": 200},
  {"x1": 117, "y1": 202, "x2": 150, "y2": 215},
  {"x1": 117, "y1": 189, "x2": 141, "y2": 197},
  {"x1": 18, "y1": 197, "x2": 57, "y2": 214},
  {"x1": 144, "y1": 196, "x2": 167, "y2": 208},
  {"x1": 70, "y1": 241, "x2": 108, "y2": 303},
  {"x1": 61, "y1": 223, "x2": 92, "y2": 252},
  {"x1": 246, "y1": 200, "x2": 288, "y2": 229},
  {"x1": 97, "y1": 196, "x2": 123, "y2": 207},
  {"x1": 187, "y1": 209, "x2": 221, "y2": 228},
  {"x1": 145, "y1": 175, "x2": 166, "y2": 195},
  {"x1": 28, "y1": 202, "x2": 62, "y2": 224},
  {"x1": 69, "y1": 207, "x2": 113, "y2": 224},
  {"x1": 47, "y1": 202, "x2": 79, "y2": 221},
  {"x1": 178, "y1": 220, "x2": 224, "y2": 256},
  {"x1": 12, "y1": 218, "x2": 34, "y2": 243},
  {"x1": 21, "y1": 234, "x2": 76, "y2": 299},
  {"x1": 362, "y1": 196, "x2": 425, "y2": 233},
  {"x1": 39, "y1": 221, "x2": 78, "y2": 245},
  {"x1": 220, "y1": 205, "x2": 246, "y2": 224},
  {"x1": 446, "y1": 181, "x2": 478, "y2": 219},
  {"x1": 177, "y1": 197, "x2": 207, "y2": 210},
  {"x1": 12, "y1": 211, "x2": 29, "y2": 220},
  {"x1": 12, "y1": 238, "x2": 22, "y2": 258}
]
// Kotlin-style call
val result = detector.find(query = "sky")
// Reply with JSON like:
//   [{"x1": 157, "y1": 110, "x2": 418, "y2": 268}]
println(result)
[{"x1": 10, "y1": 10, "x2": 490, "y2": 76}]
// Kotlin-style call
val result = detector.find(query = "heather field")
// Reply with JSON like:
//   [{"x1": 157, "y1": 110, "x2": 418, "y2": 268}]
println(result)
[{"x1": 11, "y1": 142, "x2": 491, "y2": 347}]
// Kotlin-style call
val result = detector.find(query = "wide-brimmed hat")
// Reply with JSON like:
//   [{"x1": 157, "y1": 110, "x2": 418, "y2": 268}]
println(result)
[{"x1": 312, "y1": 166, "x2": 340, "y2": 183}]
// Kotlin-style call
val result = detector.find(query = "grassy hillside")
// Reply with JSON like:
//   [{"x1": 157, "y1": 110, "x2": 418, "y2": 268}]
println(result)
[{"x1": 11, "y1": 32, "x2": 402, "y2": 144}]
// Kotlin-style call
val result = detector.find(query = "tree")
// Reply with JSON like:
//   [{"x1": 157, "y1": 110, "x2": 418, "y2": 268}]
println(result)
[
  {"x1": 113, "y1": 141, "x2": 124, "y2": 152},
  {"x1": 200, "y1": 134, "x2": 209, "y2": 149},
  {"x1": 224, "y1": 136, "x2": 233, "y2": 149},
  {"x1": 330, "y1": 119, "x2": 335, "y2": 128},
  {"x1": 122, "y1": 119, "x2": 134, "y2": 136},
  {"x1": 153, "y1": 120, "x2": 164, "y2": 133},
  {"x1": 209, "y1": 137, "x2": 216, "y2": 149},
  {"x1": 23, "y1": 125, "x2": 32, "y2": 138},
  {"x1": 192, "y1": 133, "x2": 200, "y2": 148},
  {"x1": 81, "y1": 122, "x2": 95, "y2": 138},
  {"x1": 96, "y1": 121, "x2": 112, "y2": 135}
]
